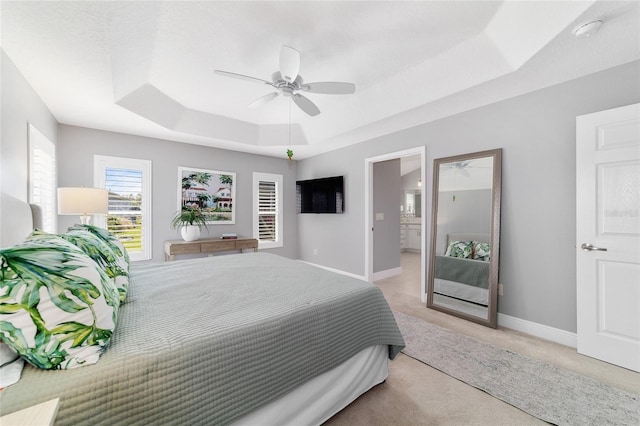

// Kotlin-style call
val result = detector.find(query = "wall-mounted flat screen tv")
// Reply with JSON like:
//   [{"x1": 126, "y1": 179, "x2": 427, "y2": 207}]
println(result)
[{"x1": 296, "y1": 176, "x2": 344, "y2": 214}]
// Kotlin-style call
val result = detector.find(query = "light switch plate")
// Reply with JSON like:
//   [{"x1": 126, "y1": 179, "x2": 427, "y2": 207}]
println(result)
[{"x1": 375, "y1": 213, "x2": 384, "y2": 221}]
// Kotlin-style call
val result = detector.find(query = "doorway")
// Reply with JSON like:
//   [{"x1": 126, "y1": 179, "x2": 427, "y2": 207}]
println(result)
[{"x1": 365, "y1": 146, "x2": 427, "y2": 303}]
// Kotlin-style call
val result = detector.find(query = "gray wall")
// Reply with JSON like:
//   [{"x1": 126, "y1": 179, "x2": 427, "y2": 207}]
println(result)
[
  {"x1": 402, "y1": 168, "x2": 422, "y2": 191},
  {"x1": 56, "y1": 125, "x2": 298, "y2": 262},
  {"x1": 297, "y1": 60, "x2": 640, "y2": 333},
  {"x1": 373, "y1": 159, "x2": 401, "y2": 273},
  {"x1": 435, "y1": 189, "x2": 492, "y2": 255},
  {"x1": 0, "y1": 50, "x2": 58, "y2": 246},
  {"x1": 296, "y1": 156, "x2": 360, "y2": 272}
]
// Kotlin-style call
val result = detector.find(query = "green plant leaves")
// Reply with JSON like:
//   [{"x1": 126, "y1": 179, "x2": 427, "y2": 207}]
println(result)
[{"x1": 171, "y1": 206, "x2": 209, "y2": 229}]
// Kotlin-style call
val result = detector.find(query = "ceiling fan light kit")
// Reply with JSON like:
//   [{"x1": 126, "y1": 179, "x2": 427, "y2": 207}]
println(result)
[
  {"x1": 214, "y1": 45, "x2": 356, "y2": 117},
  {"x1": 279, "y1": 45, "x2": 300, "y2": 82}
]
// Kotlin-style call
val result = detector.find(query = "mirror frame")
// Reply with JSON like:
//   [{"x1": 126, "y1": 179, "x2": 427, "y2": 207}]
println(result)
[{"x1": 426, "y1": 148, "x2": 502, "y2": 328}]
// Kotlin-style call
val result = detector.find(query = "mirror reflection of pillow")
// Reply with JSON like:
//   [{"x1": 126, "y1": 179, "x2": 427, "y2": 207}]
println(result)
[
  {"x1": 445, "y1": 241, "x2": 473, "y2": 258},
  {"x1": 473, "y1": 242, "x2": 491, "y2": 261}
]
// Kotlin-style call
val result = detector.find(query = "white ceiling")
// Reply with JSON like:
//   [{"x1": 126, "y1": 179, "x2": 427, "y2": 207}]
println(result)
[{"x1": 2, "y1": 1, "x2": 639, "y2": 160}]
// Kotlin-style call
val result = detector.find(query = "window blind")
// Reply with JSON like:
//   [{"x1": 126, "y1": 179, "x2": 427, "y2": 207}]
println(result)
[
  {"x1": 28, "y1": 124, "x2": 56, "y2": 233},
  {"x1": 95, "y1": 155, "x2": 152, "y2": 261},
  {"x1": 258, "y1": 180, "x2": 277, "y2": 242},
  {"x1": 105, "y1": 167, "x2": 144, "y2": 253}
]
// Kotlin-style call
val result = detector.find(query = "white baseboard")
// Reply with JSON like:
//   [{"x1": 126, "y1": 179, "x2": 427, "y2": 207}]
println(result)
[
  {"x1": 372, "y1": 267, "x2": 402, "y2": 282},
  {"x1": 297, "y1": 260, "x2": 401, "y2": 283},
  {"x1": 498, "y1": 313, "x2": 577, "y2": 348},
  {"x1": 297, "y1": 260, "x2": 367, "y2": 281},
  {"x1": 299, "y1": 260, "x2": 576, "y2": 348}
]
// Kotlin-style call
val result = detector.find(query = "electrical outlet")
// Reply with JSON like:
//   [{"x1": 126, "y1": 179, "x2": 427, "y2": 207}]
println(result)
[
  {"x1": 498, "y1": 284, "x2": 504, "y2": 296},
  {"x1": 313, "y1": 248, "x2": 318, "y2": 255}
]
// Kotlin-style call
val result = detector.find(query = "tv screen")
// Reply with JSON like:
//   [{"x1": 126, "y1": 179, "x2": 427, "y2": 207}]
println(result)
[{"x1": 296, "y1": 176, "x2": 344, "y2": 214}]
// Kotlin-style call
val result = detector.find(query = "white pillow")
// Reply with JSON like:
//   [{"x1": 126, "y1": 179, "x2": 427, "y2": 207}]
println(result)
[{"x1": 0, "y1": 342, "x2": 24, "y2": 389}]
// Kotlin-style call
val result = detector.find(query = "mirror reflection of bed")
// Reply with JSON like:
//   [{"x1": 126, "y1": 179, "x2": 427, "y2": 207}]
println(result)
[
  {"x1": 427, "y1": 149, "x2": 501, "y2": 328},
  {"x1": 433, "y1": 232, "x2": 491, "y2": 319}
]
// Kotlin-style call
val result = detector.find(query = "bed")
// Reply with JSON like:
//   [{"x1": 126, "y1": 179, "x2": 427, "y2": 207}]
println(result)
[
  {"x1": 0, "y1": 201, "x2": 405, "y2": 425},
  {"x1": 433, "y1": 232, "x2": 491, "y2": 306}
]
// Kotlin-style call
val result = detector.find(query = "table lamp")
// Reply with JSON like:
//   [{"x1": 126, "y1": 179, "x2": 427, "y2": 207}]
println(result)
[{"x1": 57, "y1": 187, "x2": 108, "y2": 225}]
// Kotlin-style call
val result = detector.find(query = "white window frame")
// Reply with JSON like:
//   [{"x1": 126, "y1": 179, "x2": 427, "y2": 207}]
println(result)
[
  {"x1": 28, "y1": 123, "x2": 57, "y2": 233},
  {"x1": 94, "y1": 155, "x2": 152, "y2": 261},
  {"x1": 253, "y1": 172, "x2": 283, "y2": 249}
]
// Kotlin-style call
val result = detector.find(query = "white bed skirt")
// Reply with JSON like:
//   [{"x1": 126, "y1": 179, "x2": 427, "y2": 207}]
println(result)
[
  {"x1": 233, "y1": 344, "x2": 389, "y2": 426},
  {"x1": 434, "y1": 278, "x2": 488, "y2": 305}
]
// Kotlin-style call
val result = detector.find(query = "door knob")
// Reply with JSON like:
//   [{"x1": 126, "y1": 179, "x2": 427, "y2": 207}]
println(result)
[{"x1": 581, "y1": 243, "x2": 607, "y2": 252}]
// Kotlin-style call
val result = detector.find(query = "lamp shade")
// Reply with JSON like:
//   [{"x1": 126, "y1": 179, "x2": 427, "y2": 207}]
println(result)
[{"x1": 57, "y1": 187, "x2": 109, "y2": 215}]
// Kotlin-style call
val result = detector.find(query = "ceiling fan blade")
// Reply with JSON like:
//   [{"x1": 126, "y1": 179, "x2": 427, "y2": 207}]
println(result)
[
  {"x1": 302, "y1": 82, "x2": 356, "y2": 95},
  {"x1": 292, "y1": 94, "x2": 320, "y2": 117},
  {"x1": 214, "y1": 70, "x2": 273, "y2": 86},
  {"x1": 248, "y1": 92, "x2": 279, "y2": 109},
  {"x1": 279, "y1": 45, "x2": 300, "y2": 83}
]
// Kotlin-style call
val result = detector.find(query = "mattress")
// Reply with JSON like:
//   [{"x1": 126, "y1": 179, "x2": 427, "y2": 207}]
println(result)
[
  {"x1": 434, "y1": 278, "x2": 489, "y2": 305},
  {"x1": 0, "y1": 252, "x2": 404, "y2": 425}
]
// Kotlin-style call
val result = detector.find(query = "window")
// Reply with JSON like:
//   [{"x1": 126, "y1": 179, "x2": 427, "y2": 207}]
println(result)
[
  {"x1": 405, "y1": 192, "x2": 415, "y2": 216},
  {"x1": 253, "y1": 172, "x2": 283, "y2": 249},
  {"x1": 28, "y1": 124, "x2": 56, "y2": 233},
  {"x1": 94, "y1": 155, "x2": 152, "y2": 261}
]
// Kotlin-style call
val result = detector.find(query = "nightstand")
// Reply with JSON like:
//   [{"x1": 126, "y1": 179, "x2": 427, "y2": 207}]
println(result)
[{"x1": 0, "y1": 398, "x2": 59, "y2": 426}]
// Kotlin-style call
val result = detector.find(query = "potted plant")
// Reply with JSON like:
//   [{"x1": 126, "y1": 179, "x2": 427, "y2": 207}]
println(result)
[{"x1": 171, "y1": 206, "x2": 209, "y2": 241}]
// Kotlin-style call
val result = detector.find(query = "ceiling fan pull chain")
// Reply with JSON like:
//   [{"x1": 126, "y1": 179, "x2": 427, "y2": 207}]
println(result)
[{"x1": 287, "y1": 98, "x2": 294, "y2": 160}]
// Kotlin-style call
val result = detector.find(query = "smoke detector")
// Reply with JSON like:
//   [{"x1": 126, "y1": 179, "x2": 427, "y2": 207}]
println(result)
[{"x1": 574, "y1": 20, "x2": 604, "y2": 38}]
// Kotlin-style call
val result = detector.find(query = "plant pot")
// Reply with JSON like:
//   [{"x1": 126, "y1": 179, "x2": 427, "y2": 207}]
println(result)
[{"x1": 181, "y1": 225, "x2": 200, "y2": 242}]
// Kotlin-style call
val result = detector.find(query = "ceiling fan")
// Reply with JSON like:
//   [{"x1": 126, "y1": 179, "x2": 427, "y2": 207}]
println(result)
[
  {"x1": 214, "y1": 46, "x2": 356, "y2": 117},
  {"x1": 442, "y1": 160, "x2": 492, "y2": 177}
]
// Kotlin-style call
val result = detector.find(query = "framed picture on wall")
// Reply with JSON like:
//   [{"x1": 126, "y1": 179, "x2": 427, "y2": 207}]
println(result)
[{"x1": 178, "y1": 167, "x2": 236, "y2": 224}]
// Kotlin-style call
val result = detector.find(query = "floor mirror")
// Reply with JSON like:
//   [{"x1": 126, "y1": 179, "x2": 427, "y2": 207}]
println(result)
[{"x1": 427, "y1": 149, "x2": 502, "y2": 328}]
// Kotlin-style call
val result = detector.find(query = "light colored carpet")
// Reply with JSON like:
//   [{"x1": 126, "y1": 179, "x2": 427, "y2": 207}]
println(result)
[{"x1": 394, "y1": 311, "x2": 640, "y2": 426}]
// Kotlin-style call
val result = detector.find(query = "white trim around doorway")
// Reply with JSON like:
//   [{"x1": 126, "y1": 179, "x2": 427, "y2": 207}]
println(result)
[{"x1": 364, "y1": 146, "x2": 427, "y2": 303}]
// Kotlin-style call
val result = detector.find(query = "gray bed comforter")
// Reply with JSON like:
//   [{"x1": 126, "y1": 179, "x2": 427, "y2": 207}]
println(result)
[
  {"x1": 434, "y1": 255, "x2": 490, "y2": 289},
  {"x1": 0, "y1": 252, "x2": 404, "y2": 425}
]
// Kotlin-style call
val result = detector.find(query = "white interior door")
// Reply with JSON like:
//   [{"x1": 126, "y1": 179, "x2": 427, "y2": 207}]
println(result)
[{"x1": 576, "y1": 103, "x2": 640, "y2": 372}]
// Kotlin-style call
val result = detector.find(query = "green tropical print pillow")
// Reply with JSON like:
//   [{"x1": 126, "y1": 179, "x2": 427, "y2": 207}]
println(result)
[
  {"x1": 68, "y1": 224, "x2": 130, "y2": 301},
  {"x1": 30, "y1": 230, "x2": 123, "y2": 304},
  {"x1": 68, "y1": 223, "x2": 130, "y2": 266},
  {"x1": 0, "y1": 235, "x2": 118, "y2": 369},
  {"x1": 445, "y1": 240, "x2": 474, "y2": 258},
  {"x1": 61, "y1": 229, "x2": 128, "y2": 303},
  {"x1": 473, "y1": 242, "x2": 491, "y2": 261}
]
